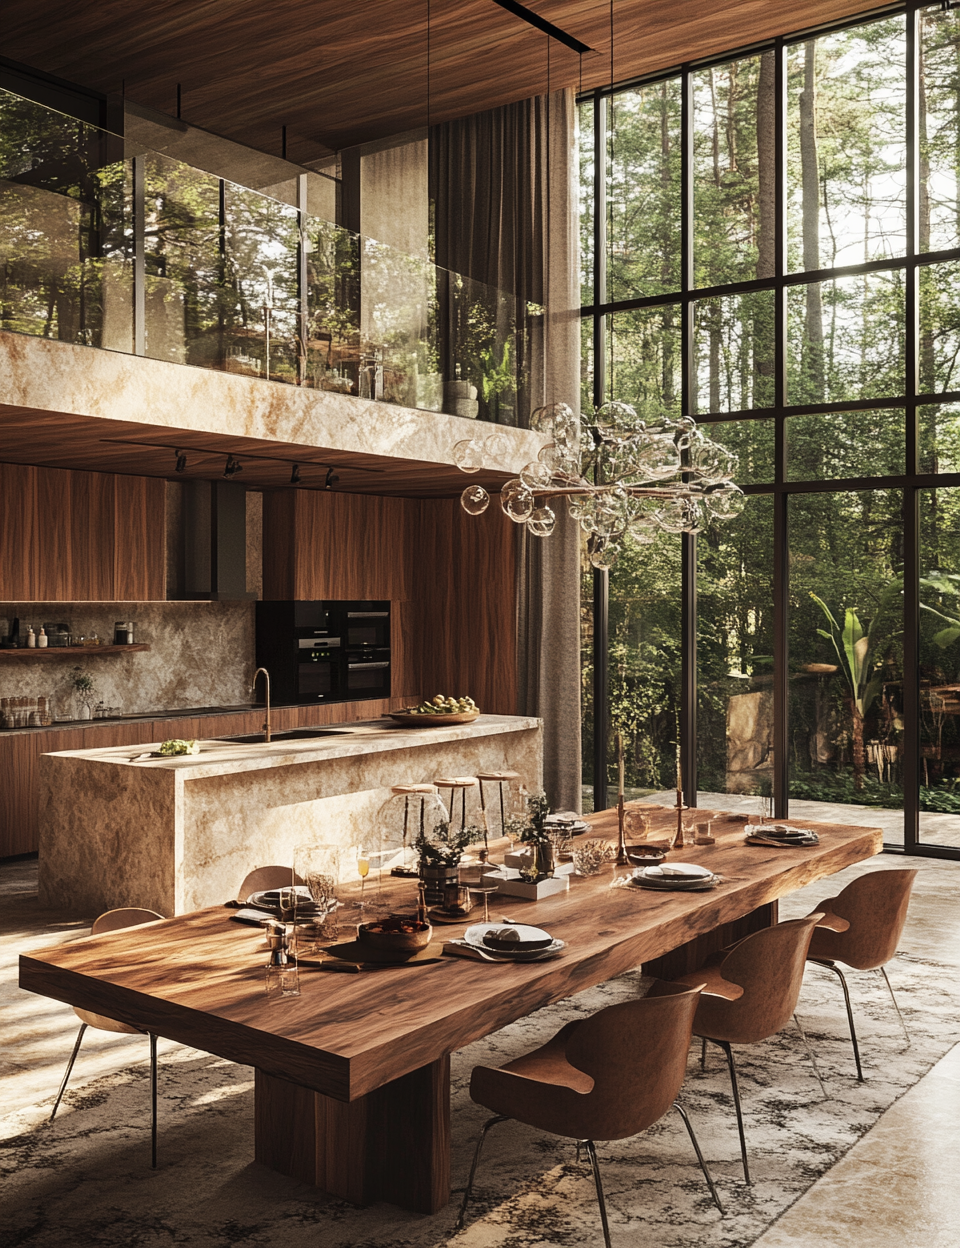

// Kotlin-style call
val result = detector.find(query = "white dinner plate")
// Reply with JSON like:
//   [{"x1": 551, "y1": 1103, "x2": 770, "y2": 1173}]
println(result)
[{"x1": 462, "y1": 923, "x2": 565, "y2": 960}]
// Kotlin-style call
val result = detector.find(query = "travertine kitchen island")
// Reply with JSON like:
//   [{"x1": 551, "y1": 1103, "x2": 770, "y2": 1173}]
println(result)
[{"x1": 38, "y1": 714, "x2": 542, "y2": 916}]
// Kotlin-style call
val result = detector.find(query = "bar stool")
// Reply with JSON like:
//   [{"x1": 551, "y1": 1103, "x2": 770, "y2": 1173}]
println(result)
[
  {"x1": 376, "y1": 784, "x2": 444, "y2": 875},
  {"x1": 435, "y1": 775, "x2": 478, "y2": 832},
  {"x1": 475, "y1": 770, "x2": 521, "y2": 849}
]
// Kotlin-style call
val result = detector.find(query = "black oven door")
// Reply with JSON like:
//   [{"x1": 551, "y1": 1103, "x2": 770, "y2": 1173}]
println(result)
[
  {"x1": 298, "y1": 639, "x2": 340, "y2": 701},
  {"x1": 344, "y1": 652, "x2": 391, "y2": 698},
  {"x1": 345, "y1": 609, "x2": 390, "y2": 649}
]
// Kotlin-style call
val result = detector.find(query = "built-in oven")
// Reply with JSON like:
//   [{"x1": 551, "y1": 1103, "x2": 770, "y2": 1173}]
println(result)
[
  {"x1": 255, "y1": 600, "x2": 391, "y2": 706},
  {"x1": 345, "y1": 609, "x2": 390, "y2": 650}
]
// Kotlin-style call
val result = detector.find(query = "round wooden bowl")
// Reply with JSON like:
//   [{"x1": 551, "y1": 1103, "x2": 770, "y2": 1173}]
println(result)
[
  {"x1": 387, "y1": 710, "x2": 480, "y2": 727},
  {"x1": 357, "y1": 918, "x2": 432, "y2": 952}
]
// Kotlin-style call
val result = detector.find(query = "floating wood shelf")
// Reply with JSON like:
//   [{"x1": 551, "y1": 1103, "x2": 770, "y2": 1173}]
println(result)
[{"x1": 0, "y1": 644, "x2": 151, "y2": 661}]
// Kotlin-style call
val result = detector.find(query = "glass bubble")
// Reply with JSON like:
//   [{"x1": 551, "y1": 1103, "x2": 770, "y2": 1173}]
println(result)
[
  {"x1": 527, "y1": 505, "x2": 556, "y2": 538},
  {"x1": 520, "y1": 460, "x2": 552, "y2": 489},
  {"x1": 636, "y1": 437, "x2": 681, "y2": 481},
  {"x1": 500, "y1": 479, "x2": 535, "y2": 523},
  {"x1": 595, "y1": 400, "x2": 638, "y2": 435},
  {"x1": 654, "y1": 497, "x2": 691, "y2": 533},
  {"x1": 531, "y1": 402, "x2": 575, "y2": 437},
  {"x1": 588, "y1": 535, "x2": 621, "y2": 570},
  {"x1": 461, "y1": 484, "x2": 490, "y2": 515},
  {"x1": 703, "y1": 483, "x2": 746, "y2": 520},
  {"x1": 483, "y1": 429, "x2": 512, "y2": 463},
  {"x1": 453, "y1": 438, "x2": 484, "y2": 473}
]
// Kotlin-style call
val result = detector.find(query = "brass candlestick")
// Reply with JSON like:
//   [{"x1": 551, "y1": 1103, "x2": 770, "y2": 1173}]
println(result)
[
  {"x1": 672, "y1": 754, "x2": 685, "y2": 849},
  {"x1": 615, "y1": 730, "x2": 629, "y2": 865}
]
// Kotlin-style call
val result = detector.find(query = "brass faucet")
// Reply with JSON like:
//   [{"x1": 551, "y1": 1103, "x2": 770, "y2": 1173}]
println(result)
[{"x1": 253, "y1": 667, "x2": 271, "y2": 742}]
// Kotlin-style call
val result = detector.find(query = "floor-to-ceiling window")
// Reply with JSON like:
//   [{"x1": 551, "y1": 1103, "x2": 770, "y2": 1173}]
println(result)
[{"x1": 580, "y1": 2, "x2": 960, "y2": 857}]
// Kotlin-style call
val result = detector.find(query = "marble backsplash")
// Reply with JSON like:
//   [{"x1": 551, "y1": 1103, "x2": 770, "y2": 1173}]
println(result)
[{"x1": 0, "y1": 601, "x2": 255, "y2": 717}]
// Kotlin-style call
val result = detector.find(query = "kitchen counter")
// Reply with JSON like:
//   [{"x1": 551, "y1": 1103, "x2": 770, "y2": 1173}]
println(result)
[{"x1": 38, "y1": 714, "x2": 543, "y2": 916}]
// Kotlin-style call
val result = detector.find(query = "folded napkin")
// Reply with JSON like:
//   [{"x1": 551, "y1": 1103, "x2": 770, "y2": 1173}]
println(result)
[{"x1": 229, "y1": 907, "x2": 276, "y2": 926}]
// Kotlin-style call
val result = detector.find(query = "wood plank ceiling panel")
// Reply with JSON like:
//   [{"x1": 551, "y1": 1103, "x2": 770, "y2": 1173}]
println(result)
[
  {"x1": 4, "y1": 1, "x2": 880, "y2": 157},
  {"x1": 0, "y1": 405, "x2": 510, "y2": 499}
]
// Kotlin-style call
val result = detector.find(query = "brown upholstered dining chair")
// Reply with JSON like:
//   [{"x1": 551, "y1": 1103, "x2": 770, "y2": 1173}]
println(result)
[
  {"x1": 456, "y1": 980, "x2": 722, "y2": 1248},
  {"x1": 673, "y1": 914, "x2": 824, "y2": 1185},
  {"x1": 804, "y1": 868, "x2": 918, "y2": 1082},
  {"x1": 50, "y1": 908, "x2": 165, "y2": 1167},
  {"x1": 236, "y1": 865, "x2": 303, "y2": 901}
]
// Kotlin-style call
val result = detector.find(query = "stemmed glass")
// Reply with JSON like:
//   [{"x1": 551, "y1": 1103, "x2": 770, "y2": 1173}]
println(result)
[
  {"x1": 460, "y1": 863, "x2": 500, "y2": 924},
  {"x1": 356, "y1": 848, "x2": 370, "y2": 917}
]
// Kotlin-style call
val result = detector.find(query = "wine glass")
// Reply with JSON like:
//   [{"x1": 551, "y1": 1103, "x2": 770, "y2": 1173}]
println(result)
[
  {"x1": 460, "y1": 863, "x2": 500, "y2": 924},
  {"x1": 356, "y1": 848, "x2": 370, "y2": 917}
]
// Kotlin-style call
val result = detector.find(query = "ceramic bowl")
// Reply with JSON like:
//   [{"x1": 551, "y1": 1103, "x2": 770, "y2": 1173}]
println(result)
[
  {"x1": 625, "y1": 845, "x2": 666, "y2": 866},
  {"x1": 357, "y1": 917, "x2": 432, "y2": 951}
]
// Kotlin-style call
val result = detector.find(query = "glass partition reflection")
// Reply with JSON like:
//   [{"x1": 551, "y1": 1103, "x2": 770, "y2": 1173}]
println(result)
[{"x1": 0, "y1": 87, "x2": 527, "y2": 423}]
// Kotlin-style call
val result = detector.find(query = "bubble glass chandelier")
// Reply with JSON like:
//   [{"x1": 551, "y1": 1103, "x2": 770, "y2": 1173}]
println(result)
[{"x1": 455, "y1": 402, "x2": 746, "y2": 569}]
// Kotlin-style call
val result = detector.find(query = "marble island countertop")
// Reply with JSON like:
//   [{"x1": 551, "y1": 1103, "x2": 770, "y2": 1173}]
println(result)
[
  {"x1": 43, "y1": 714, "x2": 541, "y2": 778},
  {"x1": 40, "y1": 712, "x2": 543, "y2": 915}
]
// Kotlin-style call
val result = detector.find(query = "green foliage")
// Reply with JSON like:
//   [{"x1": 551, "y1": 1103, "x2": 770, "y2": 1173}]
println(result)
[{"x1": 415, "y1": 820, "x2": 474, "y2": 867}]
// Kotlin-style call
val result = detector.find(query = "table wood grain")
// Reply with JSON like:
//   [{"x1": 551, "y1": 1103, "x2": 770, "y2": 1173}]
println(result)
[{"x1": 19, "y1": 804, "x2": 883, "y2": 1210}]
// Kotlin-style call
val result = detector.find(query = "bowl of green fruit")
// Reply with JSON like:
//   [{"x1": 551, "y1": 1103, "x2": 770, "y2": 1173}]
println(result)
[{"x1": 387, "y1": 695, "x2": 480, "y2": 727}]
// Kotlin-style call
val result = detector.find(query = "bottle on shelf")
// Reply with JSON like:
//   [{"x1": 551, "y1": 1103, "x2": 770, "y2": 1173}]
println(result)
[
  {"x1": 26, "y1": 627, "x2": 36, "y2": 648},
  {"x1": 37, "y1": 627, "x2": 48, "y2": 648}
]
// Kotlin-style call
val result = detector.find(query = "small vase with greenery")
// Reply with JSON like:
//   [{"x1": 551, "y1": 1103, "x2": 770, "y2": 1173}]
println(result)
[
  {"x1": 70, "y1": 669, "x2": 96, "y2": 720},
  {"x1": 508, "y1": 792, "x2": 556, "y2": 880}
]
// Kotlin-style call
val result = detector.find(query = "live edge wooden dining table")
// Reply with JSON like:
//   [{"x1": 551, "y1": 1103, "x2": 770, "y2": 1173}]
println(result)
[{"x1": 19, "y1": 804, "x2": 882, "y2": 1215}]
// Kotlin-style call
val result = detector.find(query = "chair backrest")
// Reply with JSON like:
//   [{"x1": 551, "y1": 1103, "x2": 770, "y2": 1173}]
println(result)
[
  {"x1": 91, "y1": 907, "x2": 165, "y2": 935},
  {"x1": 558, "y1": 980, "x2": 703, "y2": 1141},
  {"x1": 699, "y1": 915, "x2": 823, "y2": 1045},
  {"x1": 237, "y1": 866, "x2": 303, "y2": 901},
  {"x1": 810, "y1": 868, "x2": 918, "y2": 970}
]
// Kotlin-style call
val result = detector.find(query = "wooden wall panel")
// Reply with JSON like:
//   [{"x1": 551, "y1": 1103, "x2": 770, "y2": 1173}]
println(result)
[
  {"x1": 0, "y1": 462, "x2": 165, "y2": 601},
  {"x1": 261, "y1": 489, "x2": 518, "y2": 714},
  {"x1": 413, "y1": 501, "x2": 517, "y2": 716}
]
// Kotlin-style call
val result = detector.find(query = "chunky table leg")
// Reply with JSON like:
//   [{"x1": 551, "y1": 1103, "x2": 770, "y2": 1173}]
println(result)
[
  {"x1": 643, "y1": 900, "x2": 779, "y2": 979},
  {"x1": 254, "y1": 1053, "x2": 451, "y2": 1213}
]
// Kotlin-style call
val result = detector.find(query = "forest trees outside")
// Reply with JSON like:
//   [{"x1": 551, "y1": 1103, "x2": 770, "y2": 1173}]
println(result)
[{"x1": 581, "y1": 5, "x2": 960, "y2": 840}]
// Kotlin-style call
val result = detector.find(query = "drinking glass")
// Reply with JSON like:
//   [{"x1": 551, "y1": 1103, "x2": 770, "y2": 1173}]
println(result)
[
  {"x1": 623, "y1": 808, "x2": 649, "y2": 841},
  {"x1": 460, "y1": 864, "x2": 500, "y2": 923},
  {"x1": 294, "y1": 843, "x2": 342, "y2": 941}
]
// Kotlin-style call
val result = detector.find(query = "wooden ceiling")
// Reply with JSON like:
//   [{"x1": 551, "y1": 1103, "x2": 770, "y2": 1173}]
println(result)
[
  {"x1": 0, "y1": 406, "x2": 512, "y2": 499},
  {"x1": 6, "y1": 0, "x2": 876, "y2": 158}
]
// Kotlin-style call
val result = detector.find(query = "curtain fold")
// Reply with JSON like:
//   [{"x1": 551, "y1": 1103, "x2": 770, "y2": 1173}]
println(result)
[{"x1": 431, "y1": 89, "x2": 582, "y2": 813}]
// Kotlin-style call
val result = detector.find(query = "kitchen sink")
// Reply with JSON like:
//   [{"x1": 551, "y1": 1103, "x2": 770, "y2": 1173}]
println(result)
[{"x1": 220, "y1": 728, "x2": 354, "y2": 744}]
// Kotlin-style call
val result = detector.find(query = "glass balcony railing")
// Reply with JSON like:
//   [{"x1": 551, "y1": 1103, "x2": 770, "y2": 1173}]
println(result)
[{"x1": 0, "y1": 88, "x2": 529, "y2": 425}]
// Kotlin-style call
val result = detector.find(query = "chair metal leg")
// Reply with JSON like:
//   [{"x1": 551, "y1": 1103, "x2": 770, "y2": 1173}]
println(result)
[
  {"x1": 793, "y1": 1012, "x2": 828, "y2": 1100},
  {"x1": 149, "y1": 1033, "x2": 158, "y2": 1169},
  {"x1": 815, "y1": 961, "x2": 864, "y2": 1081},
  {"x1": 878, "y1": 966, "x2": 911, "y2": 1046},
  {"x1": 716, "y1": 1039, "x2": 751, "y2": 1185},
  {"x1": 700, "y1": 1035, "x2": 707, "y2": 1071},
  {"x1": 50, "y1": 1023, "x2": 88, "y2": 1122},
  {"x1": 582, "y1": 1139, "x2": 613, "y2": 1248},
  {"x1": 673, "y1": 1102, "x2": 724, "y2": 1214},
  {"x1": 455, "y1": 1114, "x2": 508, "y2": 1232}
]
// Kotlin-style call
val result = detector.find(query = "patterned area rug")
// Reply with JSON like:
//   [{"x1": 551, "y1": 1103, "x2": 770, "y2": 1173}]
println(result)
[{"x1": 2, "y1": 952, "x2": 957, "y2": 1248}]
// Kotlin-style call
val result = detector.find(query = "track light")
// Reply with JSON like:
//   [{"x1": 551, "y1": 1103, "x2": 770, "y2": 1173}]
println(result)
[
  {"x1": 324, "y1": 466, "x2": 339, "y2": 490},
  {"x1": 223, "y1": 455, "x2": 244, "y2": 479},
  {"x1": 290, "y1": 463, "x2": 301, "y2": 485},
  {"x1": 174, "y1": 449, "x2": 187, "y2": 473}
]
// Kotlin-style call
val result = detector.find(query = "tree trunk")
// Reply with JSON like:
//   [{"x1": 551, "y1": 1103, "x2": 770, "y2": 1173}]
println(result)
[
  {"x1": 851, "y1": 701, "x2": 866, "y2": 792},
  {"x1": 799, "y1": 40, "x2": 824, "y2": 402},
  {"x1": 756, "y1": 50, "x2": 776, "y2": 281},
  {"x1": 755, "y1": 50, "x2": 777, "y2": 406}
]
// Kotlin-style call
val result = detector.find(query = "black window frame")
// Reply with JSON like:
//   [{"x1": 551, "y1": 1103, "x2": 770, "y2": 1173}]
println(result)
[{"x1": 579, "y1": 0, "x2": 960, "y2": 859}]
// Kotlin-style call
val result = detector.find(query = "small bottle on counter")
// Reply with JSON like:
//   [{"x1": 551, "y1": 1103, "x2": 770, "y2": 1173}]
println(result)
[
  {"x1": 37, "y1": 627, "x2": 48, "y2": 648},
  {"x1": 26, "y1": 627, "x2": 36, "y2": 648},
  {"x1": 264, "y1": 940, "x2": 300, "y2": 998}
]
